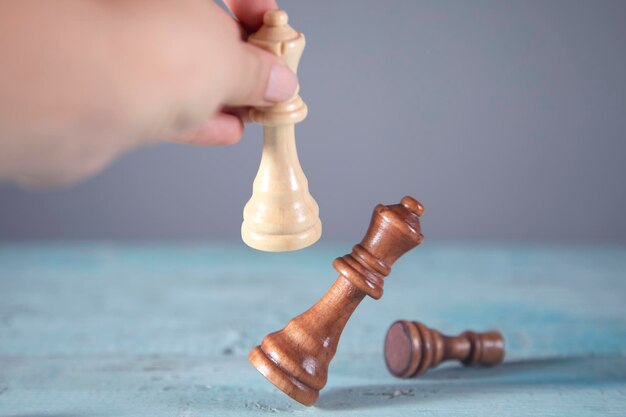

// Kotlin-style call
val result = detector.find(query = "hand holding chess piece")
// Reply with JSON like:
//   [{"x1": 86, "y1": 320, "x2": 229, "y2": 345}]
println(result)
[
  {"x1": 249, "y1": 196, "x2": 424, "y2": 405},
  {"x1": 385, "y1": 320, "x2": 505, "y2": 378},
  {"x1": 242, "y1": 10, "x2": 322, "y2": 252}
]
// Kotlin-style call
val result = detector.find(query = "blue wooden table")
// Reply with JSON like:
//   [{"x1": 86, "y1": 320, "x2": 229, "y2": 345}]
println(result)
[{"x1": 1, "y1": 242, "x2": 625, "y2": 416}]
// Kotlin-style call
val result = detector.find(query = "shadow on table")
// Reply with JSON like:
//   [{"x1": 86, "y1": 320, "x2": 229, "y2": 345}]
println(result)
[{"x1": 316, "y1": 355, "x2": 626, "y2": 410}]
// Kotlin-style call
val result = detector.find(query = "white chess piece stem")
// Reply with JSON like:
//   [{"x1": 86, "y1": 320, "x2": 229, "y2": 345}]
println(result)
[{"x1": 241, "y1": 10, "x2": 321, "y2": 252}]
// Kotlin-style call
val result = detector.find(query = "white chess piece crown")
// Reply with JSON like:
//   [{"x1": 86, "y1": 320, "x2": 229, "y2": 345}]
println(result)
[{"x1": 241, "y1": 10, "x2": 322, "y2": 252}]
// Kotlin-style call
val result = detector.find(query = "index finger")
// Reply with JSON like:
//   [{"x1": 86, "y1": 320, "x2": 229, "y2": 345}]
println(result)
[{"x1": 223, "y1": 0, "x2": 278, "y2": 34}]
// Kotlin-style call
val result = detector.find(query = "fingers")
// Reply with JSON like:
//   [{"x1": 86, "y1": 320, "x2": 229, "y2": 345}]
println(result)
[
  {"x1": 223, "y1": 0, "x2": 279, "y2": 33},
  {"x1": 175, "y1": 111, "x2": 244, "y2": 146},
  {"x1": 221, "y1": 1, "x2": 295, "y2": 107},
  {"x1": 127, "y1": 1, "x2": 295, "y2": 143},
  {"x1": 220, "y1": 42, "x2": 297, "y2": 108},
  {"x1": 222, "y1": 105, "x2": 251, "y2": 123}
]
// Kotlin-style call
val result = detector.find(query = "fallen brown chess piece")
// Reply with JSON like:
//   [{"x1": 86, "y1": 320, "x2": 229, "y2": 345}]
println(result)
[
  {"x1": 249, "y1": 196, "x2": 424, "y2": 405},
  {"x1": 385, "y1": 320, "x2": 505, "y2": 378}
]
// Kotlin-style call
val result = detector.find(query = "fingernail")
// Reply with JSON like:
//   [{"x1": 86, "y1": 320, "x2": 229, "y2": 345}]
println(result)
[{"x1": 264, "y1": 64, "x2": 298, "y2": 102}]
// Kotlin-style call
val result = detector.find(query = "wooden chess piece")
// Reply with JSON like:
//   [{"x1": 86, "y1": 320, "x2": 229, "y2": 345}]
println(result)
[
  {"x1": 249, "y1": 196, "x2": 424, "y2": 405},
  {"x1": 241, "y1": 10, "x2": 322, "y2": 252},
  {"x1": 384, "y1": 320, "x2": 505, "y2": 378}
]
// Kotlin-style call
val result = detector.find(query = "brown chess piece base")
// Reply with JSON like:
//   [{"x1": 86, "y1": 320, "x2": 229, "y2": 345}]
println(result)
[
  {"x1": 384, "y1": 320, "x2": 505, "y2": 378},
  {"x1": 249, "y1": 345, "x2": 319, "y2": 405},
  {"x1": 249, "y1": 196, "x2": 424, "y2": 405}
]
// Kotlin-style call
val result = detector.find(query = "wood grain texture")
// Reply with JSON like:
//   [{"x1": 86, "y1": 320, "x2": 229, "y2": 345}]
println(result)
[
  {"x1": 1, "y1": 242, "x2": 625, "y2": 416},
  {"x1": 249, "y1": 196, "x2": 424, "y2": 405},
  {"x1": 242, "y1": 10, "x2": 321, "y2": 252},
  {"x1": 384, "y1": 320, "x2": 504, "y2": 378}
]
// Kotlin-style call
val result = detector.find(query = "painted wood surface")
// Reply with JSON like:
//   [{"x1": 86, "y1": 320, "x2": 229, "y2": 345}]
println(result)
[{"x1": 1, "y1": 242, "x2": 625, "y2": 416}]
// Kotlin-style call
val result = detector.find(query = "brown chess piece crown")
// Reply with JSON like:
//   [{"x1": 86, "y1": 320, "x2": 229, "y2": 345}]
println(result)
[
  {"x1": 384, "y1": 320, "x2": 505, "y2": 378},
  {"x1": 249, "y1": 196, "x2": 424, "y2": 406}
]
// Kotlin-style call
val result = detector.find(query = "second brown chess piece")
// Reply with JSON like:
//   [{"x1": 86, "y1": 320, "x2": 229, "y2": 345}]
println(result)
[
  {"x1": 384, "y1": 320, "x2": 505, "y2": 378},
  {"x1": 249, "y1": 196, "x2": 424, "y2": 405}
]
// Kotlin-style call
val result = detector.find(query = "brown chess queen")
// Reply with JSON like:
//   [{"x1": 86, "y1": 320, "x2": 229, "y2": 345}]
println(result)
[
  {"x1": 384, "y1": 320, "x2": 505, "y2": 378},
  {"x1": 249, "y1": 196, "x2": 424, "y2": 405}
]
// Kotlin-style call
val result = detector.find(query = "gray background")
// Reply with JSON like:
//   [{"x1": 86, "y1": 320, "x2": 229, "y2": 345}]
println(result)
[{"x1": 1, "y1": 0, "x2": 625, "y2": 243}]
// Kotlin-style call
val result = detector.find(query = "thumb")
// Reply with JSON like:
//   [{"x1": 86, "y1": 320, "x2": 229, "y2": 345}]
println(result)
[{"x1": 220, "y1": 42, "x2": 298, "y2": 108}]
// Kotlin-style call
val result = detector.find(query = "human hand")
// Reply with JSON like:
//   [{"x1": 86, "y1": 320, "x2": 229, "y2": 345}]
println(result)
[{"x1": 0, "y1": 0, "x2": 297, "y2": 186}]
